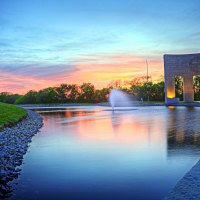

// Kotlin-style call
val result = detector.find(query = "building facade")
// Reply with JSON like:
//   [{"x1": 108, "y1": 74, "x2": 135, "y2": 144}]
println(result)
[{"x1": 164, "y1": 53, "x2": 200, "y2": 104}]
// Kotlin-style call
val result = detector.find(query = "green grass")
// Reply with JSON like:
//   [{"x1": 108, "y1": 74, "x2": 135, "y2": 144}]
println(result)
[{"x1": 0, "y1": 102, "x2": 27, "y2": 129}]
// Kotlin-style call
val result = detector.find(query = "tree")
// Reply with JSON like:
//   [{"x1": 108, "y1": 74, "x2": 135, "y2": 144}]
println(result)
[
  {"x1": 131, "y1": 80, "x2": 165, "y2": 101},
  {"x1": 107, "y1": 80, "x2": 123, "y2": 89},
  {"x1": 194, "y1": 75, "x2": 200, "y2": 100},
  {"x1": 0, "y1": 92, "x2": 21, "y2": 104},
  {"x1": 55, "y1": 84, "x2": 68, "y2": 103},
  {"x1": 150, "y1": 81, "x2": 165, "y2": 101},
  {"x1": 36, "y1": 88, "x2": 58, "y2": 103},
  {"x1": 93, "y1": 88, "x2": 110, "y2": 103},
  {"x1": 78, "y1": 83, "x2": 95, "y2": 103},
  {"x1": 175, "y1": 76, "x2": 183, "y2": 101},
  {"x1": 16, "y1": 90, "x2": 38, "y2": 104}
]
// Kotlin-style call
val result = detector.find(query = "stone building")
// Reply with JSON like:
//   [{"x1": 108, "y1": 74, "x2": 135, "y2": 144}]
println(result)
[{"x1": 164, "y1": 53, "x2": 200, "y2": 104}]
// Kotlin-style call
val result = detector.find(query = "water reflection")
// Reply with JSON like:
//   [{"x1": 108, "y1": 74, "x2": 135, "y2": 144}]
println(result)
[
  {"x1": 167, "y1": 107, "x2": 200, "y2": 156},
  {"x1": 37, "y1": 106, "x2": 200, "y2": 156},
  {"x1": 9, "y1": 106, "x2": 200, "y2": 200}
]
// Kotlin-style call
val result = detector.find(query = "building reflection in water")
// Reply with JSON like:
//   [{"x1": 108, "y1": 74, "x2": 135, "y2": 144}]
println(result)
[{"x1": 167, "y1": 106, "x2": 200, "y2": 156}]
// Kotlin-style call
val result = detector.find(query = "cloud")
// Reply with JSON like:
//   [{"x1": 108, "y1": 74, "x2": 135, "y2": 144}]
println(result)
[
  {"x1": 73, "y1": 54, "x2": 163, "y2": 67},
  {"x1": 0, "y1": 63, "x2": 78, "y2": 80},
  {"x1": 0, "y1": 62, "x2": 80, "y2": 94},
  {"x1": 1, "y1": 0, "x2": 199, "y2": 93},
  {"x1": 0, "y1": 53, "x2": 164, "y2": 94},
  {"x1": 0, "y1": 66, "x2": 79, "y2": 94},
  {"x1": 71, "y1": 54, "x2": 164, "y2": 87}
]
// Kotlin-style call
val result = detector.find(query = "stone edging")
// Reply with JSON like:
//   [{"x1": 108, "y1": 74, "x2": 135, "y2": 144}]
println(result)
[
  {"x1": 164, "y1": 160, "x2": 200, "y2": 200},
  {"x1": 0, "y1": 110, "x2": 43, "y2": 198}
]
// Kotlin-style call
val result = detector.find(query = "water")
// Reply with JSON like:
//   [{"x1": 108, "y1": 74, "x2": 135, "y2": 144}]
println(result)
[
  {"x1": 109, "y1": 89, "x2": 132, "y2": 110},
  {"x1": 9, "y1": 106, "x2": 200, "y2": 200}
]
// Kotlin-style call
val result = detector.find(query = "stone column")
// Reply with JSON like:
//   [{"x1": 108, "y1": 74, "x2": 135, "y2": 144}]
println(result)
[{"x1": 183, "y1": 75, "x2": 194, "y2": 102}]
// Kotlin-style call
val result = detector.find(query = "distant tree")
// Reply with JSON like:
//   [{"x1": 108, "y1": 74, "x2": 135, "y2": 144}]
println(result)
[
  {"x1": 0, "y1": 92, "x2": 21, "y2": 104},
  {"x1": 15, "y1": 90, "x2": 38, "y2": 104},
  {"x1": 194, "y1": 75, "x2": 200, "y2": 100},
  {"x1": 36, "y1": 88, "x2": 58, "y2": 104},
  {"x1": 150, "y1": 81, "x2": 165, "y2": 101},
  {"x1": 55, "y1": 84, "x2": 68, "y2": 103},
  {"x1": 129, "y1": 76, "x2": 151, "y2": 87},
  {"x1": 55, "y1": 84, "x2": 80, "y2": 103},
  {"x1": 100, "y1": 88, "x2": 110, "y2": 102},
  {"x1": 15, "y1": 96, "x2": 24, "y2": 104},
  {"x1": 78, "y1": 83, "x2": 95, "y2": 103},
  {"x1": 65, "y1": 84, "x2": 80, "y2": 103},
  {"x1": 131, "y1": 80, "x2": 164, "y2": 101},
  {"x1": 2, "y1": 79, "x2": 171, "y2": 104},
  {"x1": 175, "y1": 76, "x2": 183, "y2": 101},
  {"x1": 107, "y1": 80, "x2": 123, "y2": 89},
  {"x1": 93, "y1": 88, "x2": 110, "y2": 103}
]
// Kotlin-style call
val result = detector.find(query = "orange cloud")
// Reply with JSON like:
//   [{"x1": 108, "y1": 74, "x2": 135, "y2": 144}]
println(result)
[
  {"x1": 72, "y1": 55, "x2": 164, "y2": 87},
  {"x1": 0, "y1": 55, "x2": 164, "y2": 94}
]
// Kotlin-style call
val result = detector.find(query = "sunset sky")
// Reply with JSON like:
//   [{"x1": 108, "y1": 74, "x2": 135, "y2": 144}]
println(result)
[{"x1": 0, "y1": 0, "x2": 200, "y2": 93}]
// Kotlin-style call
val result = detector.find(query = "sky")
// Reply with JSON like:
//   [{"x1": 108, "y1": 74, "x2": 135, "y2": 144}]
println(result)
[{"x1": 0, "y1": 0, "x2": 200, "y2": 94}]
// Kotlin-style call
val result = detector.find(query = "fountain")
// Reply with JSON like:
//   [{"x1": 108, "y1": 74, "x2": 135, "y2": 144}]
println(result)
[{"x1": 109, "y1": 89, "x2": 133, "y2": 110}]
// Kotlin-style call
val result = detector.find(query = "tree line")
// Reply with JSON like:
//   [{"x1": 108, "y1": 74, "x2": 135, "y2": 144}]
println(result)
[{"x1": 1, "y1": 76, "x2": 200, "y2": 104}]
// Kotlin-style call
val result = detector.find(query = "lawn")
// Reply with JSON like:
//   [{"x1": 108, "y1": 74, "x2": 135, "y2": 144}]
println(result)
[{"x1": 0, "y1": 102, "x2": 27, "y2": 129}]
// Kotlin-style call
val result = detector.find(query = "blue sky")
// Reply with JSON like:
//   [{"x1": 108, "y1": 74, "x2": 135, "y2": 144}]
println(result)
[{"x1": 0, "y1": 0, "x2": 200, "y2": 93}]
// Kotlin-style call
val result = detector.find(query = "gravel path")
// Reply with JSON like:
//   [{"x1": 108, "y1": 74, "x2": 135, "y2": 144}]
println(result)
[
  {"x1": 0, "y1": 110, "x2": 43, "y2": 198},
  {"x1": 164, "y1": 160, "x2": 200, "y2": 200}
]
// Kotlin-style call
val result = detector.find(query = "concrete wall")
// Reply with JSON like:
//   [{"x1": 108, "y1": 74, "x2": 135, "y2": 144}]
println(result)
[{"x1": 164, "y1": 53, "x2": 200, "y2": 104}]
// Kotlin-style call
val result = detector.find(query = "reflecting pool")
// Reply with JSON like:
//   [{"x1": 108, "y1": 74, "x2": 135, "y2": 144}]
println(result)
[{"x1": 9, "y1": 106, "x2": 200, "y2": 200}]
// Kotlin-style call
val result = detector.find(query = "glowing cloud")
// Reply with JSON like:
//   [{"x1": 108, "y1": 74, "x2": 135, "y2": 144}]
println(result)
[{"x1": 0, "y1": 0, "x2": 199, "y2": 93}]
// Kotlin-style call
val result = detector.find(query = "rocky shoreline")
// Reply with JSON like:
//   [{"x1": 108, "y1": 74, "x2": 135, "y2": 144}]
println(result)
[{"x1": 0, "y1": 110, "x2": 43, "y2": 197}]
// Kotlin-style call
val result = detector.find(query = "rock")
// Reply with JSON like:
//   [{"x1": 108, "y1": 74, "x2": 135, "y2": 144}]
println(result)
[{"x1": 0, "y1": 110, "x2": 43, "y2": 198}]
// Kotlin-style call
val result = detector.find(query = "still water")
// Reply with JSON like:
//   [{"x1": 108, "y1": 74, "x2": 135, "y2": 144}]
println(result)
[{"x1": 10, "y1": 106, "x2": 200, "y2": 200}]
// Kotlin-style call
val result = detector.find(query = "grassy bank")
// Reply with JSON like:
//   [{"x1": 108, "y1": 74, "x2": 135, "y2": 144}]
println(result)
[{"x1": 0, "y1": 102, "x2": 27, "y2": 129}]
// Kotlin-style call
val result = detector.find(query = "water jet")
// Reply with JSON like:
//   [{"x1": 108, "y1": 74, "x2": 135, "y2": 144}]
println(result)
[{"x1": 109, "y1": 89, "x2": 133, "y2": 110}]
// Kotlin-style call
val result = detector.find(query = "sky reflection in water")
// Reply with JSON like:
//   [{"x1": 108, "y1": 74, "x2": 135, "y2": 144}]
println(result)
[{"x1": 10, "y1": 106, "x2": 200, "y2": 200}]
